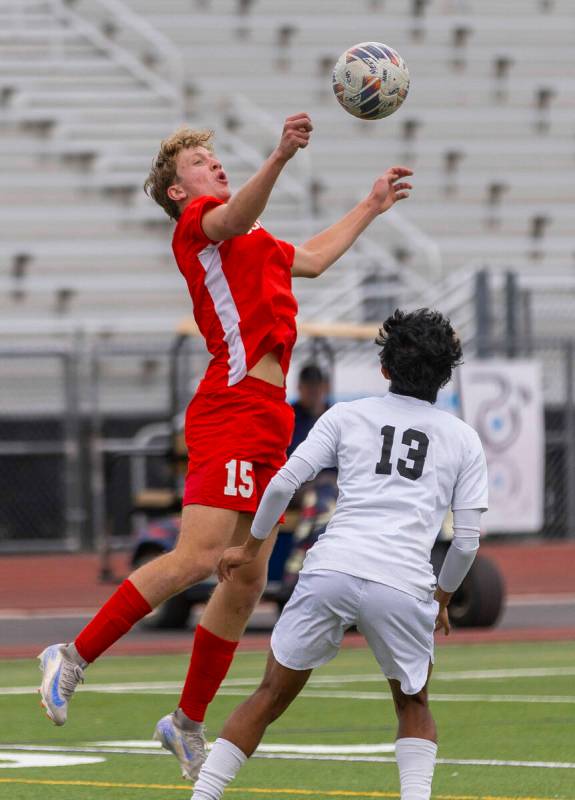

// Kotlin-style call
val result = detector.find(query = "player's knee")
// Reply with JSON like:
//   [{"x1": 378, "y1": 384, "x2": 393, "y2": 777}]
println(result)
[
  {"x1": 230, "y1": 568, "x2": 267, "y2": 607},
  {"x1": 183, "y1": 553, "x2": 219, "y2": 588},
  {"x1": 394, "y1": 687, "x2": 429, "y2": 714},
  {"x1": 257, "y1": 680, "x2": 293, "y2": 722},
  {"x1": 395, "y1": 690, "x2": 436, "y2": 740},
  {"x1": 164, "y1": 549, "x2": 218, "y2": 592}
]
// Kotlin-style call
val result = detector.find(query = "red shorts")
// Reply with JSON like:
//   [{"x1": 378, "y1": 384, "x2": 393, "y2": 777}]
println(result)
[{"x1": 183, "y1": 376, "x2": 295, "y2": 513}]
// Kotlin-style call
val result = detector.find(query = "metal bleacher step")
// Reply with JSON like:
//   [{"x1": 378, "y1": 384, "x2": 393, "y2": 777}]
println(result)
[{"x1": 14, "y1": 89, "x2": 173, "y2": 109}]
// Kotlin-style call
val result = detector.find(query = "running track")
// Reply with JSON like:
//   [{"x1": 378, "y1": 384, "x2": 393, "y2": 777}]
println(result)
[{"x1": 1, "y1": 541, "x2": 573, "y2": 658}]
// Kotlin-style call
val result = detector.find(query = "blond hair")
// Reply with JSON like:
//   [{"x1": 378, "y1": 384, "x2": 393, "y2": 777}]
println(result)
[{"x1": 144, "y1": 126, "x2": 214, "y2": 220}]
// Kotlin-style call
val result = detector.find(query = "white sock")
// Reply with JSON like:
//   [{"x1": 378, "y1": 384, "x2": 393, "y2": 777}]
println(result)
[
  {"x1": 191, "y1": 738, "x2": 247, "y2": 800},
  {"x1": 63, "y1": 643, "x2": 88, "y2": 669},
  {"x1": 395, "y1": 737, "x2": 437, "y2": 800}
]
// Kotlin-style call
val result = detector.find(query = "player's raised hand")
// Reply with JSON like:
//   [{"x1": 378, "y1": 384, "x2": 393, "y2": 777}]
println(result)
[
  {"x1": 276, "y1": 113, "x2": 313, "y2": 161},
  {"x1": 217, "y1": 544, "x2": 257, "y2": 582},
  {"x1": 369, "y1": 166, "x2": 413, "y2": 213}
]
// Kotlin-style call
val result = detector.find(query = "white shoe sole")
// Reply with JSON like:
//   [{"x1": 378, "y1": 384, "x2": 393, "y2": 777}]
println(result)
[
  {"x1": 37, "y1": 645, "x2": 67, "y2": 726},
  {"x1": 153, "y1": 719, "x2": 200, "y2": 780}
]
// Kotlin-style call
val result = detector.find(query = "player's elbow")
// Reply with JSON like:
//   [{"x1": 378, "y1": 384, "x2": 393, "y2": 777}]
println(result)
[
  {"x1": 214, "y1": 219, "x2": 251, "y2": 240},
  {"x1": 451, "y1": 534, "x2": 480, "y2": 554},
  {"x1": 227, "y1": 220, "x2": 253, "y2": 237},
  {"x1": 294, "y1": 248, "x2": 323, "y2": 278},
  {"x1": 266, "y1": 476, "x2": 294, "y2": 507},
  {"x1": 209, "y1": 209, "x2": 254, "y2": 240},
  {"x1": 306, "y1": 253, "x2": 324, "y2": 278}
]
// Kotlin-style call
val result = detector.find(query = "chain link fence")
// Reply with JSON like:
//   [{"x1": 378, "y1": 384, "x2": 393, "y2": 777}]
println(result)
[
  {"x1": 536, "y1": 340, "x2": 575, "y2": 538},
  {"x1": 0, "y1": 346, "x2": 83, "y2": 551}
]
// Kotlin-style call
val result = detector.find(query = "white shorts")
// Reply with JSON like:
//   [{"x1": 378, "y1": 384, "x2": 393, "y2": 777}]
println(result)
[{"x1": 271, "y1": 569, "x2": 438, "y2": 695}]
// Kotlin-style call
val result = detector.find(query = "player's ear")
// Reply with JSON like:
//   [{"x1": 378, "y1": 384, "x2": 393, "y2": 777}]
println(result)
[
  {"x1": 167, "y1": 183, "x2": 186, "y2": 203},
  {"x1": 381, "y1": 366, "x2": 391, "y2": 380}
]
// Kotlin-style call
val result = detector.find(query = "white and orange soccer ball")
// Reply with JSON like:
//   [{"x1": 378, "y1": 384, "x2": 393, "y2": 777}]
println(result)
[{"x1": 332, "y1": 42, "x2": 410, "y2": 120}]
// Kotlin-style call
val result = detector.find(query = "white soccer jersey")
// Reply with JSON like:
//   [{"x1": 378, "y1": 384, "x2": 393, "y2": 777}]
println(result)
[{"x1": 291, "y1": 392, "x2": 488, "y2": 601}]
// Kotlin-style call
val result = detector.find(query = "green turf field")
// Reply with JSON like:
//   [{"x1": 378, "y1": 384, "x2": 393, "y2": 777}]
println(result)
[{"x1": 1, "y1": 640, "x2": 574, "y2": 800}]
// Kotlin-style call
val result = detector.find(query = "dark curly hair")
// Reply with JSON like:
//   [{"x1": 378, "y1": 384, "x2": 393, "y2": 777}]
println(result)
[{"x1": 376, "y1": 309, "x2": 463, "y2": 402}]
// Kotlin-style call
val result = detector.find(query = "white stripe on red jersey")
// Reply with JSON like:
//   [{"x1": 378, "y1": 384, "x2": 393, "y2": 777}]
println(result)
[
  {"x1": 198, "y1": 243, "x2": 247, "y2": 386},
  {"x1": 172, "y1": 195, "x2": 297, "y2": 393}
]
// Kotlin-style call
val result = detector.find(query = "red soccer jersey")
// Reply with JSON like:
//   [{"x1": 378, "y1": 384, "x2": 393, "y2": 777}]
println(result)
[{"x1": 172, "y1": 195, "x2": 298, "y2": 393}]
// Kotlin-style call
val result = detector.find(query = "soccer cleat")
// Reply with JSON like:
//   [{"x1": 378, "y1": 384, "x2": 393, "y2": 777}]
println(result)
[
  {"x1": 37, "y1": 643, "x2": 84, "y2": 726},
  {"x1": 153, "y1": 712, "x2": 207, "y2": 781}
]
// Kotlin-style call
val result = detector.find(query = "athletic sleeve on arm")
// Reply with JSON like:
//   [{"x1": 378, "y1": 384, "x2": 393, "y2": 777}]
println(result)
[
  {"x1": 437, "y1": 508, "x2": 482, "y2": 592},
  {"x1": 288, "y1": 404, "x2": 341, "y2": 474},
  {"x1": 452, "y1": 431, "x2": 488, "y2": 512},
  {"x1": 250, "y1": 456, "x2": 315, "y2": 540},
  {"x1": 180, "y1": 195, "x2": 225, "y2": 246}
]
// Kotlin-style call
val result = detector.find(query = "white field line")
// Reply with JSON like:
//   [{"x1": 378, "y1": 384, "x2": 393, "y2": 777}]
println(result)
[
  {"x1": 0, "y1": 743, "x2": 574, "y2": 770},
  {"x1": 3, "y1": 684, "x2": 575, "y2": 704},
  {"x1": 3, "y1": 665, "x2": 575, "y2": 697},
  {"x1": 254, "y1": 753, "x2": 575, "y2": 769},
  {"x1": 0, "y1": 752, "x2": 104, "y2": 769},
  {"x1": 88, "y1": 741, "x2": 398, "y2": 755},
  {"x1": 219, "y1": 689, "x2": 575, "y2": 705},
  {"x1": 290, "y1": 667, "x2": 575, "y2": 683},
  {"x1": 221, "y1": 667, "x2": 575, "y2": 684},
  {"x1": 431, "y1": 666, "x2": 575, "y2": 681}
]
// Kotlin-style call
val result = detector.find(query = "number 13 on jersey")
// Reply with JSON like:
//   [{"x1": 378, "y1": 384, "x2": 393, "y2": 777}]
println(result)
[
  {"x1": 376, "y1": 426, "x2": 429, "y2": 481},
  {"x1": 224, "y1": 459, "x2": 255, "y2": 497}
]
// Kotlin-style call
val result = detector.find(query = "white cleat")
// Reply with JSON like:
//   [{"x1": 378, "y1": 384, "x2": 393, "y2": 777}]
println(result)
[
  {"x1": 153, "y1": 712, "x2": 207, "y2": 781},
  {"x1": 37, "y1": 643, "x2": 84, "y2": 726}
]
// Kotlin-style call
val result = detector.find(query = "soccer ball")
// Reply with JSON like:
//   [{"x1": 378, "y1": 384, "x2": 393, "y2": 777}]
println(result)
[{"x1": 332, "y1": 42, "x2": 410, "y2": 120}]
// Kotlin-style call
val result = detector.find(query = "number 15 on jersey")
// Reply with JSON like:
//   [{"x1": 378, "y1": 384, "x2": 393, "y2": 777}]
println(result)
[{"x1": 224, "y1": 459, "x2": 255, "y2": 497}]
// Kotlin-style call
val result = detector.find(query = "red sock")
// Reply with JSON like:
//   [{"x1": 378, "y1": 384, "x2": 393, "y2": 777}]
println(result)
[
  {"x1": 179, "y1": 624, "x2": 239, "y2": 722},
  {"x1": 74, "y1": 579, "x2": 152, "y2": 663}
]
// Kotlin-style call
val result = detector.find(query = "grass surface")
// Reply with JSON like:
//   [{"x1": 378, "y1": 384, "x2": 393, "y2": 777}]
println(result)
[{"x1": 1, "y1": 640, "x2": 574, "y2": 799}]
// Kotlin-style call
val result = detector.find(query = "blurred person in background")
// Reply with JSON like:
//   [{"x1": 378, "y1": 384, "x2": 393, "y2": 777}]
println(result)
[
  {"x1": 37, "y1": 112, "x2": 413, "y2": 781},
  {"x1": 281, "y1": 363, "x2": 336, "y2": 589},
  {"x1": 288, "y1": 363, "x2": 331, "y2": 455},
  {"x1": 286, "y1": 362, "x2": 334, "y2": 513}
]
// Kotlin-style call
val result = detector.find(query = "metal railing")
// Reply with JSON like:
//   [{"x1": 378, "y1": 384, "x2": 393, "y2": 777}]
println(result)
[
  {"x1": 53, "y1": 0, "x2": 184, "y2": 111},
  {"x1": 384, "y1": 207, "x2": 443, "y2": 285},
  {"x1": 1, "y1": 323, "x2": 575, "y2": 553}
]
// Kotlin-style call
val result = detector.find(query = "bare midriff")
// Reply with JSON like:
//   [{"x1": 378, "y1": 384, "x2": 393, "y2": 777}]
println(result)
[{"x1": 247, "y1": 351, "x2": 284, "y2": 387}]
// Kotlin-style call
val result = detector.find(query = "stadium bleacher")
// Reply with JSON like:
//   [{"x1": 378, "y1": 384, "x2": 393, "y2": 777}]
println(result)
[
  {"x1": 1, "y1": 0, "x2": 574, "y2": 408},
  {"x1": 119, "y1": 0, "x2": 575, "y2": 337}
]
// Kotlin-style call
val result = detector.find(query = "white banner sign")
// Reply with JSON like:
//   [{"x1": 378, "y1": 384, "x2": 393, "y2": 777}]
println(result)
[{"x1": 459, "y1": 360, "x2": 544, "y2": 533}]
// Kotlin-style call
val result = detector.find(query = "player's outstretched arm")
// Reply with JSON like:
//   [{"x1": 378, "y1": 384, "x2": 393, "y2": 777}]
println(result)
[
  {"x1": 202, "y1": 113, "x2": 313, "y2": 241},
  {"x1": 292, "y1": 166, "x2": 413, "y2": 278}
]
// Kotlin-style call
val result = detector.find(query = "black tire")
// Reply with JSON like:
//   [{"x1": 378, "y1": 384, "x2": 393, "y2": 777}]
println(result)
[
  {"x1": 448, "y1": 554, "x2": 506, "y2": 628},
  {"x1": 133, "y1": 547, "x2": 192, "y2": 630},
  {"x1": 430, "y1": 540, "x2": 449, "y2": 576},
  {"x1": 142, "y1": 593, "x2": 192, "y2": 630}
]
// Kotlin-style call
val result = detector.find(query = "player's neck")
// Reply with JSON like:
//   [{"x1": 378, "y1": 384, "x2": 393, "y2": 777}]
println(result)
[{"x1": 389, "y1": 386, "x2": 437, "y2": 404}]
